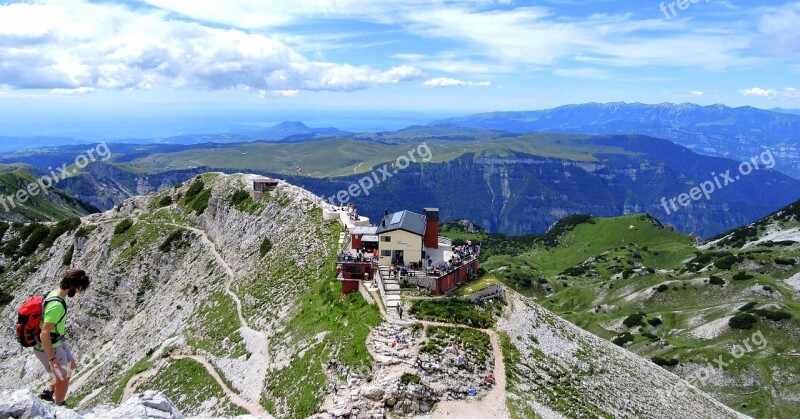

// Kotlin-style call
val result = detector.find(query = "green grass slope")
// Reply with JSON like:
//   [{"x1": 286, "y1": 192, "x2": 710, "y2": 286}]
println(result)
[
  {"x1": 467, "y1": 210, "x2": 799, "y2": 418},
  {"x1": 0, "y1": 168, "x2": 96, "y2": 222}
]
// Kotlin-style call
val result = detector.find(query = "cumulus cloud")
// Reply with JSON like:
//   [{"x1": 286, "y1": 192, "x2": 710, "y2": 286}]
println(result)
[
  {"x1": 750, "y1": 3, "x2": 800, "y2": 57},
  {"x1": 740, "y1": 87, "x2": 800, "y2": 99},
  {"x1": 258, "y1": 89, "x2": 300, "y2": 98},
  {"x1": 422, "y1": 77, "x2": 491, "y2": 87},
  {"x1": 0, "y1": 0, "x2": 421, "y2": 92}
]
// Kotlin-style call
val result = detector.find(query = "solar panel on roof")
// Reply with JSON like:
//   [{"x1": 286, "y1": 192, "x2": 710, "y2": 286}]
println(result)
[{"x1": 390, "y1": 212, "x2": 403, "y2": 225}]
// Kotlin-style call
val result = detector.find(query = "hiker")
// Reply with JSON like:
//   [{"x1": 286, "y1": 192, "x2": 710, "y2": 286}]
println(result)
[{"x1": 34, "y1": 269, "x2": 91, "y2": 405}]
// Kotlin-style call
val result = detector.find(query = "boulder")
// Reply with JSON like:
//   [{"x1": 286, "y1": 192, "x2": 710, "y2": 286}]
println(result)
[
  {"x1": 0, "y1": 390, "x2": 54, "y2": 419},
  {"x1": 360, "y1": 386, "x2": 385, "y2": 401}
]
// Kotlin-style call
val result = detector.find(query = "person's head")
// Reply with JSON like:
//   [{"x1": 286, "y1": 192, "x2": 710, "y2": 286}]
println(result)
[{"x1": 61, "y1": 269, "x2": 90, "y2": 297}]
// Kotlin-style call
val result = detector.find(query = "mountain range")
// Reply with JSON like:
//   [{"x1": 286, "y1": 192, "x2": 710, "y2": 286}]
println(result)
[{"x1": 433, "y1": 102, "x2": 800, "y2": 179}]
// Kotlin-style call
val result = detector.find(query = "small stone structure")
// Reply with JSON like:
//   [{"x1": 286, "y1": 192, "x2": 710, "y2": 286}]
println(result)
[
  {"x1": 252, "y1": 178, "x2": 278, "y2": 200},
  {"x1": 462, "y1": 283, "x2": 506, "y2": 302}
]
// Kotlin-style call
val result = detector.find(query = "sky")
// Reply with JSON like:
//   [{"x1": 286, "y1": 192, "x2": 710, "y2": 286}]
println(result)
[{"x1": 0, "y1": 0, "x2": 799, "y2": 138}]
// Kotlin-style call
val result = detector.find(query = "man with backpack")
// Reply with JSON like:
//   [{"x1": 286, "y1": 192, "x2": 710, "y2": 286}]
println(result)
[{"x1": 23, "y1": 269, "x2": 90, "y2": 406}]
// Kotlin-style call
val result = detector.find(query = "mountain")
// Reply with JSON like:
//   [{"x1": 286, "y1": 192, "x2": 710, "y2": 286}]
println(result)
[
  {"x1": 771, "y1": 108, "x2": 800, "y2": 116},
  {"x1": 0, "y1": 173, "x2": 750, "y2": 418},
  {"x1": 432, "y1": 102, "x2": 800, "y2": 179},
  {"x1": 251, "y1": 121, "x2": 351, "y2": 142},
  {"x1": 282, "y1": 134, "x2": 800, "y2": 238},
  {"x1": 475, "y1": 206, "x2": 800, "y2": 418},
  {"x1": 0, "y1": 168, "x2": 98, "y2": 222},
  {"x1": 7, "y1": 132, "x2": 800, "y2": 238}
]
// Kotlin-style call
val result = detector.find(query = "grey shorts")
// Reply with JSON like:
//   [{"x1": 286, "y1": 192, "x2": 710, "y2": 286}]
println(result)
[{"x1": 34, "y1": 342, "x2": 75, "y2": 377}]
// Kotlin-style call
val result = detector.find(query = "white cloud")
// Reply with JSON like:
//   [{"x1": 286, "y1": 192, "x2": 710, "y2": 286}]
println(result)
[
  {"x1": 49, "y1": 87, "x2": 95, "y2": 95},
  {"x1": 403, "y1": 7, "x2": 752, "y2": 70},
  {"x1": 422, "y1": 77, "x2": 491, "y2": 88},
  {"x1": 740, "y1": 87, "x2": 800, "y2": 99},
  {"x1": 258, "y1": 89, "x2": 300, "y2": 98},
  {"x1": 690, "y1": 91, "x2": 705, "y2": 96},
  {"x1": 750, "y1": 3, "x2": 800, "y2": 57},
  {"x1": 0, "y1": 0, "x2": 421, "y2": 92}
]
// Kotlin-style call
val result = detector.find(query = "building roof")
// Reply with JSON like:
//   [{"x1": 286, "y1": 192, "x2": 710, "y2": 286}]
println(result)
[
  {"x1": 351, "y1": 226, "x2": 378, "y2": 235},
  {"x1": 377, "y1": 210, "x2": 427, "y2": 236}
]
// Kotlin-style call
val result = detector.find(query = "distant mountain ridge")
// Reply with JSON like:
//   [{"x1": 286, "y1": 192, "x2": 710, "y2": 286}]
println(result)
[{"x1": 433, "y1": 102, "x2": 800, "y2": 178}]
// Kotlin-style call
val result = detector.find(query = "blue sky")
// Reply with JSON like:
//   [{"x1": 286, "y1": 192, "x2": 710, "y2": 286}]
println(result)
[{"x1": 0, "y1": 0, "x2": 799, "y2": 137}]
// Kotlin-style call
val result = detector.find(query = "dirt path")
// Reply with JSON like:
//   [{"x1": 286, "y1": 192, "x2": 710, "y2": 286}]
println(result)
[
  {"x1": 160, "y1": 223, "x2": 274, "y2": 416},
  {"x1": 175, "y1": 355, "x2": 268, "y2": 417},
  {"x1": 428, "y1": 329, "x2": 509, "y2": 419},
  {"x1": 121, "y1": 358, "x2": 168, "y2": 402}
]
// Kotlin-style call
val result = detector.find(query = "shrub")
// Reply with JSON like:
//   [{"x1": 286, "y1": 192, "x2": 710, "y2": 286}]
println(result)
[
  {"x1": 400, "y1": 373, "x2": 421, "y2": 385},
  {"x1": 75, "y1": 224, "x2": 97, "y2": 238},
  {"x1": 612, "y1": 332, "x2": 634, "y2": 346},
  {"x1": 156, "y1": 195, "x2": 173, "y2": 208},
  {"x1": 43, "y1": 218, "x2": 81, "y2": 249},
  {"x1": 738, "y1": 302, "x2": 757, "y2": 312},
  {"x1": 159, "y1": 230, "x2": 185, "y2": 253},
  {"x1": 114, "y1": 219, "x2": 134, "y2": 235},
  {"x1": 560, "y1": 265, "x2": 587, "y2": 277},
  {"x1": 18, "y1": 224, "x2": 51, "y2": 258},
  {"x1": 623, "y1": 313, "x2": 646, "y2": 328},
  {"x1": 189, "y1": 189, "x2": 212, "y2": 215},
  {"x1": 227, "y1": 189, "x2": 250, "y2": 207},
  {"x1": 409, "y1": 298, "x2": 498, "y2": 328},
  {"x1": 654, "y1": 284, "x2": 668, "y2": 293},
  {"x1": 774, "y1": 258, "x2": 795, "y2": 266},
  {"x1": 652, "y1": 356, "x2": 679, "y2": 367},
  {"x1": 260, "y1": 238, "x2": 273, "y2": 257},
  {"x1": 714, "y1": 255, "x2": 740, "y2": 270},
  {"x1": 733, "y1": 272, "x2": 753, "y2": 281},
  {"x1": 709, "y1": 276, "x2": 725, "y2": 286},
  {"x1": 62, "y1": 244, "x2": 74, "y2": 266},
  {"x1": 184, "y1": 179, "x2": 205, "y2": 201},
  {"x1": 729, "y1": 313, "x2": 757, "y2": 330},
  {"x1": 648, "y1": 317, "x2": 663, "y2": 327},
  {"x1": 754, "y1": 308, "x2": 791, "y2": 321},
  {"x1": 641, "y1": 332, "x2": 660, "y2": 342}
]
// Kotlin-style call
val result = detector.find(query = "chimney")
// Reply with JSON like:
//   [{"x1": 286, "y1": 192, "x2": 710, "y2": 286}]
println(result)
[
  {"x1": 424, "y1": 208, "x2": 439, "y2": 249},
  {"x1": 384, "y1": 209, "x2": 389, "y2": 216},
  {"x1": 382, "y1": 219, "x2": 386, "y2": 227}
]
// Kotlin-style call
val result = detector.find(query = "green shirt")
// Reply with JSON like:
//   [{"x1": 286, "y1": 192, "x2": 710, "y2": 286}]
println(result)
[{"x1": 35, "y1": 291, "x2": 66, "y2": 350}]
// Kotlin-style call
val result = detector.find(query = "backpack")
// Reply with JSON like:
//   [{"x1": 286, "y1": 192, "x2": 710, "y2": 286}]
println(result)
[{"x1": 15, "y1": 293, "x2": 67, "y2": 348}]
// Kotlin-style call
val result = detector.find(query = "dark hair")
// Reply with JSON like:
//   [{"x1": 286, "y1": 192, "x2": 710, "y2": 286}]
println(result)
[{"x1": 61, "y1": 269, "x2": 90, "y2": 291}]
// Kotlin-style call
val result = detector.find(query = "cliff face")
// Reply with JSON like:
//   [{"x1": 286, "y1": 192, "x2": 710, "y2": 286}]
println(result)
[
  {"x1": 57, "y1": 162, "x2": 206, "y2": 211},
  {"x1": 288, "y1": 147, "x2": 799, "y2": 238}
]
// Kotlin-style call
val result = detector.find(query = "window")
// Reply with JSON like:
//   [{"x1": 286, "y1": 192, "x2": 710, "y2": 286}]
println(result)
[
  {"x1": 381, "y1": 250, "x2": 391, "y2": 257},
  {"x1": 381, "y1": 236, "x2": 391, "y2": 242}
]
